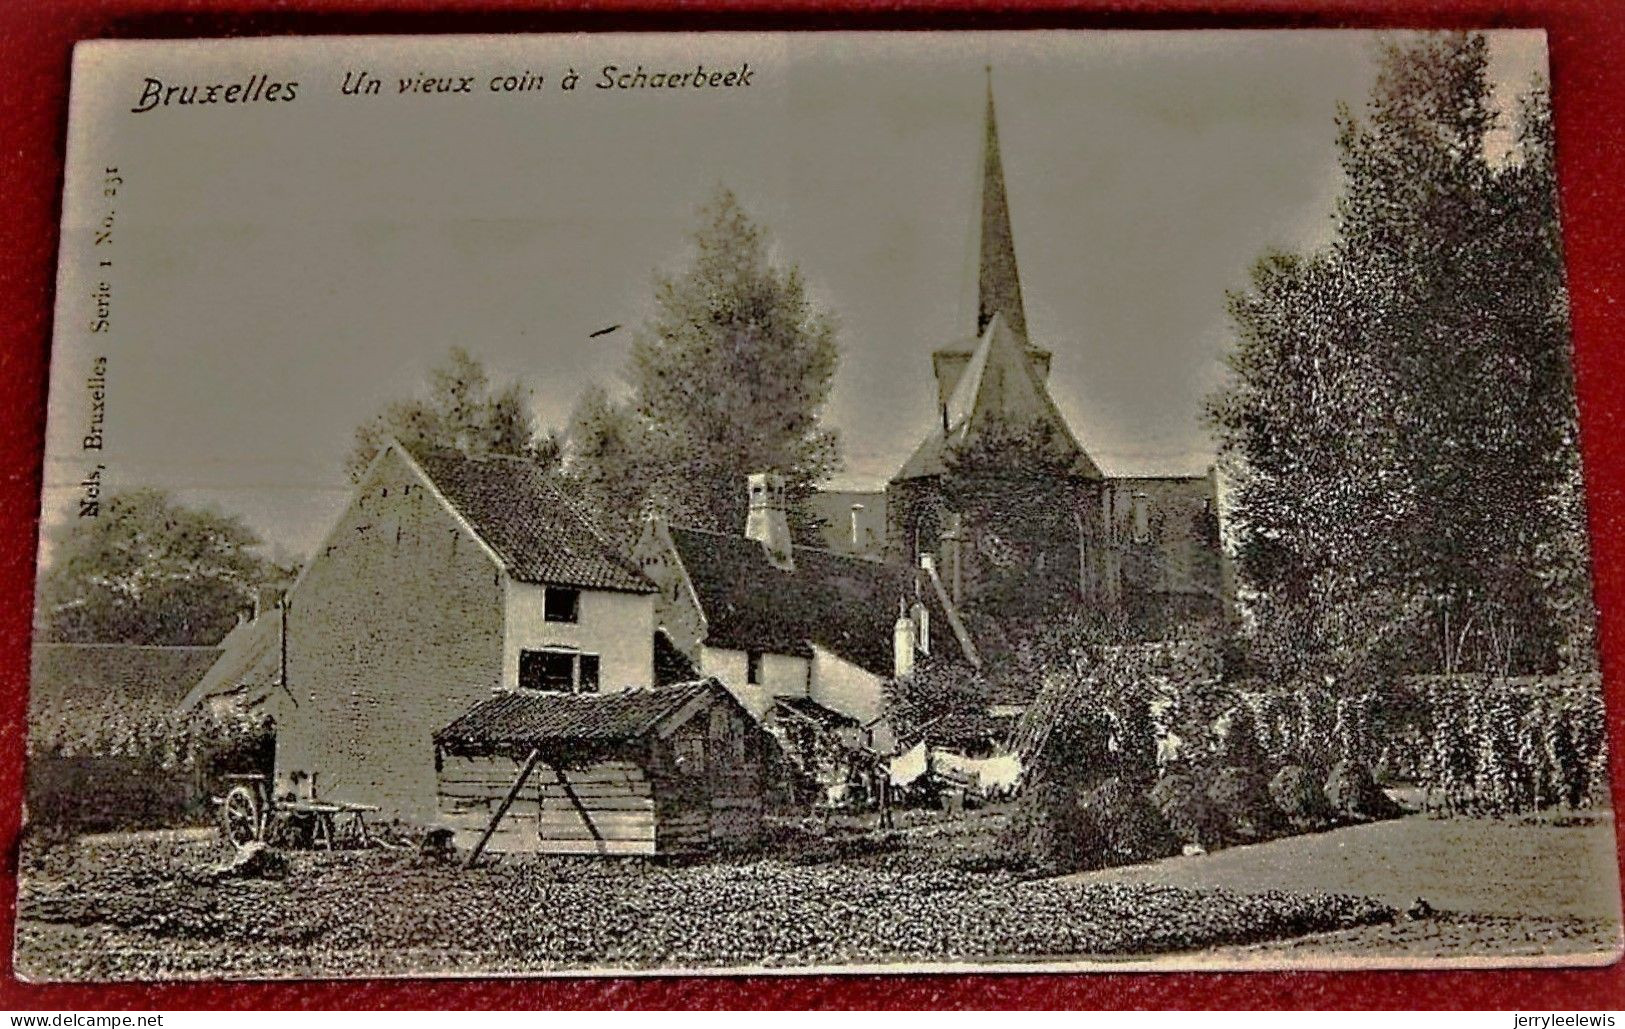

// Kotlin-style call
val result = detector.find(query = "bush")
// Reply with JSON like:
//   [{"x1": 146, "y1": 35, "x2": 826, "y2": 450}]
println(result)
[
  {"x1": 1417, "y1": 674, "x2": 1607, "y2": 817},
  {"x1": 1080, "y1": 777, "x2": 1181, "y2": 867},
  {"x1": 1005, "y1": 775, "x2": 1103, "y2": 875},
  {"x1": 1149, "y1": 773, "x2": 1224, "y2": 849},
  {"x1": 1269, "y1": 764, "x2": 1335, "y2": 828},
  {"x1": 1006, "y1": 775, "x2": 1180, "y2": 875},
  {"x1": 1323, "y1": 760, "x2": 1402, "y2": 821},
  {"x1": 1207, "y1": 766, "x2": 1286, "y2": 841},
  {"x1": 1218, "y1": 703, "x2": 1266, "y2": 772},
  {"x1": 26, "y1": 706, "x2": 274, "y2": 834}
]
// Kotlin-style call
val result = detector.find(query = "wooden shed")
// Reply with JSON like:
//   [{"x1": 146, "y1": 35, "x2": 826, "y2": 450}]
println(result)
[{"x1": 432, "y1": 678, "x2": 769, "y2": 856}]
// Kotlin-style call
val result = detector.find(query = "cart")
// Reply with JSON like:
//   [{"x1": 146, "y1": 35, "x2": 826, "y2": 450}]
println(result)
[{"x1": 216, "y1": 773, "x2": 379, "y2": 849}]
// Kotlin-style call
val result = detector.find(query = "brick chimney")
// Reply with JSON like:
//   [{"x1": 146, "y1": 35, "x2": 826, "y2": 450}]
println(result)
[{"x1": 745, "y1": 472, "x2": 795, "y2": 571}]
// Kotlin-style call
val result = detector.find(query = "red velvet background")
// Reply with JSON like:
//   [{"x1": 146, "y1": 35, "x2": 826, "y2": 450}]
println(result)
[{"x1": 2, "y1": 0, "x2": 1623, "y2": 1009}]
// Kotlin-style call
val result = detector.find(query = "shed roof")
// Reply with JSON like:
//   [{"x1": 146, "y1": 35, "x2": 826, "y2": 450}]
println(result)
[
  {"x1": 435, "y1": 679, "x2": 718, "y2": 755},
  {"x1": 404, "y1": 443, "x2": 653, "y2": 593},
  {"x1": 775, "y1": 695, "x2": 861, "y2": 731},
  {"x1": 175, "y1": 609, "x2": 282, "y2": 713}
]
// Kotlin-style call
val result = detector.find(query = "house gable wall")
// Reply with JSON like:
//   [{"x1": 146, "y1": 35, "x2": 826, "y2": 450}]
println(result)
[
  {"x1": 502, "y1": 581, "x2": 654, "y2": 691},
  {"x1": 631, "y1": 520, "x2": 709, "y2": 660},
  {"x1": 280, "y1": 447, "x2": 506, "y2": 823}
]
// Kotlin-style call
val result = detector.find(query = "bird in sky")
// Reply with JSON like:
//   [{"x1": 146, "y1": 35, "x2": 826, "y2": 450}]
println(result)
[{"x1": 588, "y1": 324, "x2": 622, "y2": 339}]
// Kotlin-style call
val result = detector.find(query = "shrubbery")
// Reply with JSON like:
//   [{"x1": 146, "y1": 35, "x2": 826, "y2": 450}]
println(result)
[
  {"x1": 1079, "y1": 777, "x2": 1181, "y2": 868},
  {"x1": 1232, "y1": 673, "x2": 1606, "y2": 819},
  {"x1": 1206, "y1": 766, "x2": 1287, "y2": 841},
  {"x1": 1007, "y1": 773, "x2": 1105, "y2": 874},
  {"x1": 1268, "y1": 764, "x2": 1334, "y2": 828},
  {"x1": 1415, "y1": 674, "x2": 1608, "y2": 816},
  {"x1": 1324, "y1": 760, "x2": 1402, "y2": 821},
  {"x1": 1006, "y1": 642, "x2": 1601, "y2": 878},
  {"x1": 1149, "y1": 773, "x2": 1225, "y2": 849},
  {"x1": 26, "y1": 706, "x2": 273, "y2": 833}
]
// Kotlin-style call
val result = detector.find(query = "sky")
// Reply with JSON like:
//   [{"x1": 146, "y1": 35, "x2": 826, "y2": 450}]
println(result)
[{"x1": 42, "y1": 30, "x2": 1550, "y2": 565}]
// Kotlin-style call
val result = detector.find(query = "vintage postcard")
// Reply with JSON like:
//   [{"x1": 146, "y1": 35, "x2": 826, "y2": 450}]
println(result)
[{"x1": 16, "y1": 30, "x2": 1621, "y2": 981}]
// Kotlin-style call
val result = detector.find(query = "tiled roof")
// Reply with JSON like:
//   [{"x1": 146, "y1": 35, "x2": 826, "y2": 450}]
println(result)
[
  {"x1": 404, "y1": 444, "x2": 652, "y2": 593},
  {"x1": 436, "y1": 679, "x2": 716, "y2": 753},
  {"x1": 888, "y1": 696, "x2": 1017, "y2": 752},
  {"x1": 176, "y1": 610, "x2": 282, "y2": 713},
  {"x1": 775, "y1": 695, "x2": 861, "y2": 731},
  {"x1": 28, "y1": 643, "x2": 221, "y2": 750},
  {"x1": 669, "y1": 527, "x2": 964, "y2": 676}
]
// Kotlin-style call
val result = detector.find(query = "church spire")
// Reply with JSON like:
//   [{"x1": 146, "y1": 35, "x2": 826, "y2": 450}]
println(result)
[{"x1": 975, "y1": 68, "x2": 1028, "y2": 342}]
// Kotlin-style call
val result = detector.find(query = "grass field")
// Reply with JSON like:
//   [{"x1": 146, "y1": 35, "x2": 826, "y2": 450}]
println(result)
[
  {"x1": 1074, "y1": 810, "x2": 1623, "y2": 965},
  {"x1": 12, "y1": 807, "x2": 1620, "y2": 979}
]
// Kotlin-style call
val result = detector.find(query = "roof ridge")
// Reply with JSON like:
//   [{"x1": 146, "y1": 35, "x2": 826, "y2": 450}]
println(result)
[{"x1": 668, "y1": 522, "x2": 890, "y2": 567}]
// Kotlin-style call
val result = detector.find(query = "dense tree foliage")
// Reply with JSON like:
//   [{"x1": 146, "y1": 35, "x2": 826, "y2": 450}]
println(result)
[
  {"x1": 939, "y1": 419, "x2": 1090, "y2": 616},
  {"x1": 1209, "y1": 33, "x2": 1591, "y2": 679},
  {"x1": 40, "y1": 490, "x2": 277, "y2": 646},
  {"x1": 567, "y1": 189, "x2": 841, "y2": 541},
  {"x1": 347, "y1": 347, "x2": 557, "y2": 481}
]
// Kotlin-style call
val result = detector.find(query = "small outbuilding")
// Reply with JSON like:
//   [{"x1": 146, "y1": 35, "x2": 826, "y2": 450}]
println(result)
[{"x1": 433, "y1": 678, "x2": 769, "y2": 856}]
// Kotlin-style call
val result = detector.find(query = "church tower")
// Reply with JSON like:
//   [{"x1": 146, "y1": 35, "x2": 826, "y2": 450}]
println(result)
[
  {"x1": 888, "y1": 72, "x2": 1102, "y2": 611},
  {"x1": 930, "y1": 73, "x2": 1054, "y2": 431}
]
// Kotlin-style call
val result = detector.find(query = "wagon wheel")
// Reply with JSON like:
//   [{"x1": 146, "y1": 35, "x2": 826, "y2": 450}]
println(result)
[{"x1": 219, "y1": 784, "x2": 264, "y2": 847}]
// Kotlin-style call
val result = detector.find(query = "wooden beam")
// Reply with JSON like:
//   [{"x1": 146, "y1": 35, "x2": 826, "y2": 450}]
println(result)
[
  {"x1": 463, "y1": 748, "x2": 542, "y2": 868},
  {"x1": 551, "y1": 764, "x2": 606, "y2": 852}
]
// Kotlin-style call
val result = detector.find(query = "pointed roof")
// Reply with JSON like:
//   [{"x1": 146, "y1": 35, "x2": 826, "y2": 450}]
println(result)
[
  {"x1": 896, "y1": 314, "x2": 1100, "y2": 481},
  {"x1": 434, "y1": 678, "x2": 729, "y2": 758},
  {"x1": 973, "y1": 70, "x2": 1027, "y2": 342}
]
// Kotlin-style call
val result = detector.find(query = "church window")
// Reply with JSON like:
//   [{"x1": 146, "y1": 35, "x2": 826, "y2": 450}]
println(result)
[
  {"x1": 746, "y1": 650, "x2": 764, "y2": 685},
  {"x1": 1132, "y1": 492, "x2": 1151, "y2": 544}
]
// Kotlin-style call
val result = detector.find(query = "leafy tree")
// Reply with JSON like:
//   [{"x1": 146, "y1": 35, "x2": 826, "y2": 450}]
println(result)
[
  {"x1": 347, "y1": 346, "x2": 556, "y2": 481},
  {"x1": 612, "y1": 188, "x2": 841, "y2": 539},
  {"x1": 40, "y1": 489, "x2": 274, "y2": 646},
  {"x1": 1209, "y1": 33, "x2": 1589, "y2": 677},
  {"x1": 940, "y1": 418, "x2": 1090, "y2": 616},
  {"x1": 563, "y1": 385, "x2": 658, "y2": 544}
]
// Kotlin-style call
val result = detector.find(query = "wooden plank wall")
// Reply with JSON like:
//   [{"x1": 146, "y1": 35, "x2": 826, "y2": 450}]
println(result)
[
  {"x1": 437, "y1": 754, "x2": 658, "y2": 856},
  {"x1": 435, "y1": 695, "x2": 771, "y2": 857},
  {"x1": 649, "y1": 708, "x2": 767, "y2": 852}
]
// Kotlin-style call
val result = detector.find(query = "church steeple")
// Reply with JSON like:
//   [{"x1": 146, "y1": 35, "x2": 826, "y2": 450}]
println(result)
[
  {"x1": 932, "y1": 71, "x2": 1052, "y2": 428},
  {"x1": 974, "y1": 69, "x2": 1028, "y2": 342}
]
